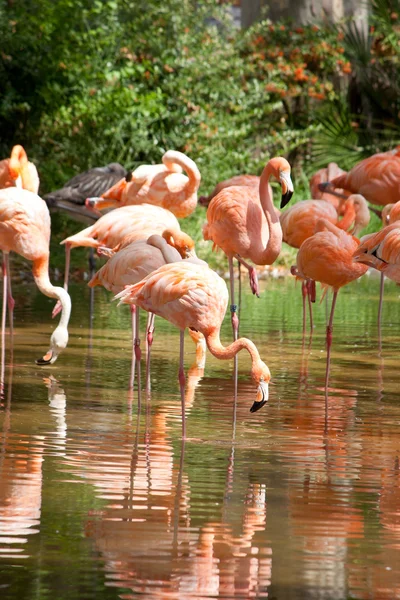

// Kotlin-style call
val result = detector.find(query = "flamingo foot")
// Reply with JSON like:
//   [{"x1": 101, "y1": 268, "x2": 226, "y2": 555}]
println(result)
[
  {"x1": 248, "y1": 267, "x2": 259, "y2": 297},
  {"x1": 52, "y1": 300, "x2": 62, "y2": 319}
]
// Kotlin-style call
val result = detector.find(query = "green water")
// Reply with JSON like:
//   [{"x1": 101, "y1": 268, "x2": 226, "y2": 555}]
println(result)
[{"x1": 1, "y1": 274, "x2": 400, "y2": 599}]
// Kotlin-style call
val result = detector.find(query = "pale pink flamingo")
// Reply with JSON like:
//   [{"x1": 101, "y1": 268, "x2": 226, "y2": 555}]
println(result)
[
  {"x1": 89, "y1": 231, "x2": 200, "y2": 391},
  {"x1": 86, "y1": 150, "x2": 201, "y2": 218},
  {"x1": 0, "y1": 146, "x2": 40, "y2": 338},
  {"x1": 294, "y1": 219, "x2": 368, "y2": 390},
  {"x1": 0, "y1": 188, "x2": 71, "y2": 364},
  {"x1": 203, "y1": 156, "x2": 293, "y2": 339},
  {"x1": 116, "y1": 261, "x2": 271, "y2": 437},
  {"x1": 281, "y1": 194, "x2": 370, "y2": 330},
  {"x1": 55, "y1": 203, "x2": 192, "y2": 317}
]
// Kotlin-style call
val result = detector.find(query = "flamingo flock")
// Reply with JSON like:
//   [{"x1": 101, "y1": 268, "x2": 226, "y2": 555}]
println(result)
[{"x1": 0, "y1": 143, "x2": 399, "y2": 436}]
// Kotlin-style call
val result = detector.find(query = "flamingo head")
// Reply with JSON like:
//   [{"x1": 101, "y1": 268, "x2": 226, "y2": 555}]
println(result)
[
  {"x1": 250, "y1": 360, "x2": 271, "y2": 413},
  {"x1": 162, "y1": 229, "x2": 196, "y2": 259},
  {"x1": 86, "y1": 176, "x2": 129, "y2": 211},
  {"x1": 36, "y1": 325, "x2": 69, "y2": 365},
  {"x1": 353, "y1": 239, "x2": 387, "y2": 272},
  {"x1": 267, "y1": 157, "x2": 294, "y2": 208}
]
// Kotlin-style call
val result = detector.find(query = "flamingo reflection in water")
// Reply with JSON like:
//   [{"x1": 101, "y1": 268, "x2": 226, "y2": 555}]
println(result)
[{"x1": 0, "y1": 370, "x2": 67, "y2": 560}]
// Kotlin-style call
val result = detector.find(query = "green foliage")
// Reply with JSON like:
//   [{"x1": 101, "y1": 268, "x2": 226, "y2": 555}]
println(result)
[{"x1": 1, "y1": 0, "x2": 400, "y2": 275}]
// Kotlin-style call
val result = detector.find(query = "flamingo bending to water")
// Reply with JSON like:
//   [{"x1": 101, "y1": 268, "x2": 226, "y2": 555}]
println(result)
[
  {"x1": 203, "y1": 156, "x2": 293, "y2": 339},
  {"x1": 87, "y1": 150, "x2": 201, "y2": 218},
  {"x1": 116, "y1": 261, "x2": 271, "y2": 437},
  {"x1": 0, "y1": 188, "x2": 71, "y2": 364},
  {"x1": 294, "y1": 219, "x2": 368, "y2": 389}
]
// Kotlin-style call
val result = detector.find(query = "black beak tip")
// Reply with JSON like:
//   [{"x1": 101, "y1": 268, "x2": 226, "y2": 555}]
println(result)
[
  {"x1": 250, "y1": 399, "x2": 268, "y2": 413},
  {"x1": 318, "y1": 182, "x2": 330, "y2": 192},
  {"x1": 125, "y1": 171, "x2": 133, "y2": 182},
  {"x1": 280, "y1": 190, "x2": 293, "y2": 209}
]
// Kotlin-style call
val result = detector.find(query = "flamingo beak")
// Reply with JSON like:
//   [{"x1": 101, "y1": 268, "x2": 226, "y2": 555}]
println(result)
[
  {"x1": 36, "y1": 349, "x2": 56, "y2": 365},
  {"x1": 280, "y1": 172, "x2": 294, "y2": 208},
  {"x1": 250, "y1": 380, "x2": 269, "y2": 413}
]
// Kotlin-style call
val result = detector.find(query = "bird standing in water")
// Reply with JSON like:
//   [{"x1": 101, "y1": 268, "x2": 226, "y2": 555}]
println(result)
[
  {"x1": 203, "y1": 157, "x2": 294, "y2": 340},
  {"x1": 0, "y1": 187, "x2": 71, "y2": 364},
  {"x1": 281, "y1": 194, "x2": 370, "y2": 331},
  {"x1": 116, "y1": 261, "x2": 271, "y2": 438},
  {"x1": 294, "y1": 219, "x2": 368, "y2": 390}
]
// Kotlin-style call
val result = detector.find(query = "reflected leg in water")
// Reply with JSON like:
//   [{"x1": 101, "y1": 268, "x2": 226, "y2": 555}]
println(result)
[
  {"x1": 172, "y1": 437, "x2": 186, "y2": 554},
  {"x1": 325, "y1": 289, "x2": 338, "y2": 395},
  {"x1": 179, "y1": 330, "x2": 186, "y2": 439}
]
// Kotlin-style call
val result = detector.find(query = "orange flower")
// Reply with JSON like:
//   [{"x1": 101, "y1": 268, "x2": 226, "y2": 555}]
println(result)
[{"x1": 294, "y1": 67, "x2": 308, "y2": 82}]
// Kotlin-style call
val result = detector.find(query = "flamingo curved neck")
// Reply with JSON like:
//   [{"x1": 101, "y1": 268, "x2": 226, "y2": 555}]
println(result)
[
  {"x1": 205, "y1": 329, "x2": 261, "y2": 364},
  {"x1": 258, "y1": 163, "x2": 283, "y2": 264},
  {"x1": 32, "y1": 256, "x2": 72, "y2": 328}
]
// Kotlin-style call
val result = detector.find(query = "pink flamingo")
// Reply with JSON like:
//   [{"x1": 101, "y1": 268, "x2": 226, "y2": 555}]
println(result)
[
  {"x1": 86, "y1": 150, "x2": 201, "y2": 218},
  {"x1": 294, "y1": 219, "x2": 368, "y2": 390},
  {"x1": 203, "y1": 156, "x2": 293, "y2": 339},
  {"x1": 89, "y1": 230, "x2": 199, "y2": 391},
  {"x1": 116, "y1": 261, "x2": 271, "y2": 437},
  {"x1": 309, "y1": 162, "x2": 349, "y2": 213},
  {"x1": 0, "y1": 188, "x2": 71, "y2": 364},
  {"x1": 281, "y1": 194, "x2": 370, "y2": 330}
]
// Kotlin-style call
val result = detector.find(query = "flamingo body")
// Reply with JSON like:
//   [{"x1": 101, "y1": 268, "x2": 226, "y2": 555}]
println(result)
[
  {"x1": 91, "y1": 151, "x2": 201, "y2": 218},
  {"x1": 328, "y1": 151, "x2": 400, "y2": 207},
  {"x1": 62, "y1": 204, "x2": 181, "y2": 250},
  {"x1": 199, "y1": 174, "x2": 261, "y2": 206},
  {"x1": 296, "y1": 220, "x2": 368, "y2": 290}
]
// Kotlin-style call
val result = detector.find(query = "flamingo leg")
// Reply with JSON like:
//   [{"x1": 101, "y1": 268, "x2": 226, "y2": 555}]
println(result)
[
  {"x1": 4, "y1": 253, "x2": 14, "y2": 338},
  {"x1": 179, "y1": 330, "x2": 186, "y2": 439},
  {"x1": 134, "y1": 307, "x2": 142, "y2": 395},
  {"x1": 145, "y1": 312, "x2": 155, "y2": 394},
  {"x1": 1, "y1": 253, "x2": 7, "y2": 355},
  {"x1": 234, "y1": 254, "x2": 259, "y2": 297},
  {"x1": 129, "y1": 305, "x2": 136, "y2": 391},
  {"x1": 228, "y1": 257, "x2": 239, "y2": 341},
  {"x1": 306, "y1": 279, "x2": 315, "y2": 331},
  {"x1": 325, "y1": 289, "x2": 338, "y2": 391},
  {"x1": 378, "y1": 272, "x2": 384, "y2": 351},
  {"x1": 52, "y1": 242, "x2": 72, "y2": 319},
  {"x1": 301, "y1": 281, "x2": 307, "y2": 335}
]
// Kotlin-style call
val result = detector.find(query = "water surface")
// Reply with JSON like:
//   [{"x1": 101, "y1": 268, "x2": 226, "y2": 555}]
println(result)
[{"x1": 1, "y1": 274, "x2": 400, "y2": 599}]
